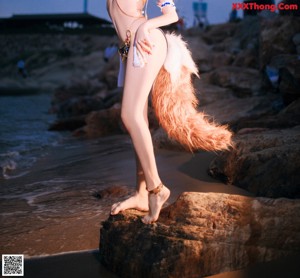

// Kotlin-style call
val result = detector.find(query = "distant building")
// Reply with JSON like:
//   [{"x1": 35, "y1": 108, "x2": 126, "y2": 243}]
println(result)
[{"x1": 0, "y1": 13, "x2": 115, "y2": 35}]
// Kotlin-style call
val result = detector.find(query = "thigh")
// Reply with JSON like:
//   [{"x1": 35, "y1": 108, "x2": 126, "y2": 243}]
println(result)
[{"x1": 122, "y1": 29, "x2": 167, "y2": 115}]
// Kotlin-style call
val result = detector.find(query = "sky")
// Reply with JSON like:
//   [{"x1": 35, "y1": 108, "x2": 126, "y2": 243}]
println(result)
[
  {"x1": 0, "y1": 0, "x2": 245, "y2": 26},
  {"x1": 0, "y1": 0, "x2": 279, "y2": 27}
]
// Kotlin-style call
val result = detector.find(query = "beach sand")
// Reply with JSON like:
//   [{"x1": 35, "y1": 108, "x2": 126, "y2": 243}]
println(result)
[{"x1": 1, "y1": 135, "x2": 298, "y2": 277}]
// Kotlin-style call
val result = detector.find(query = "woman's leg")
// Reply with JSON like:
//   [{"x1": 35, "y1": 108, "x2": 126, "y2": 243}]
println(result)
[
  {"x1": 111, "y1": 102, "x2": 149, "y2": 215},
  {"x1": 112, "y1": 29, "x2": 170, "y2": 223}
]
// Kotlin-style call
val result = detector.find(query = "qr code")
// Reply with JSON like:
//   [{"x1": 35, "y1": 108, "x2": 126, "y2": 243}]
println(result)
[{"x1": 2, "y1": 254, "x2": 24, "y2": 276}]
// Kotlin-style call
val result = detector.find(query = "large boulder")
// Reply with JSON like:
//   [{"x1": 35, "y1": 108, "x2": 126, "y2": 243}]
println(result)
[
  {"x1": 209, "y1": 126, "x2": 300, "y2": 198},
  {"x1": 201, "y1": 95, "x2": 278, "y2": 125},
  {"x1": 201, "y1": 66, "x2": 263, "y2": 97},
  {"x1": 74, "y1": 105, "x2": 123, "y2": 138},
  {"x1": 277, "y1": 59, "x2": 300, "y2": 105},
  {"x1": 55, "y1": 96, "x2": 106, "y2": 119},
  {"x1": 259, "y1": 16, "x2": 300, "y2": 68},
  {"x1": 100, "y1": 192, "x2": 300, "y2": 278},
  {"x1": 229, "y1": 98, "x2": 300, "y2": 131}
]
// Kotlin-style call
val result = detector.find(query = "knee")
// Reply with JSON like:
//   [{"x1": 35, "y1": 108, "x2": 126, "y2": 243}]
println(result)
[{"x1": 121, "y1": 109, "x2": 144, "y2": 132}]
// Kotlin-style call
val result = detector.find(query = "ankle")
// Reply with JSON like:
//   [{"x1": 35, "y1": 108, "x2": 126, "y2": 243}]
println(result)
[
  {"x1": 146, "y1": 178, "x2": 163, "y2": 191},
  {"x1": 147, "y1": 183, "x2": 164, "y2": 194}
]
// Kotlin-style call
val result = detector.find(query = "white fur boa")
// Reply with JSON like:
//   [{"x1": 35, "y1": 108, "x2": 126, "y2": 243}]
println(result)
[{"x1": 164, "y1": 32, "x2": 199, "y2": 84}]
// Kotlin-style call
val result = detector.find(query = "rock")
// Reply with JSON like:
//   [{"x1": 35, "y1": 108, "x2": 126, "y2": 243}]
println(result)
[
  {"x1": 259, "y1": 16, "x2": 300, "y2": 68},
  {"x1": 201, "y1": 23, "x2": 238, "y2": 45},
  {"x1": 197, "y1": 51, "x2": 234, "y2": 73},
  {"x1": 48, "y1": 115, "x2": 86, "y2": 131},
  {"x1": 152, "y1": 128, "x2": 186, "y2": 151},
  {"x1": 194, "y1": 80, "x2": 233, "y2": 106},
  {"x1": 102, "y1": 88, "x2": 122, "y2": 108},
  {"x1": 52, "y1": 80, "x2": 106, "y2": 108},
  {"x1": 293, "y1": 33, "x2": 300, "y2": 46},
  {"x1": 278, "y1": 66, "x2": 300, "y2": 105},
  {"x1": 201, "y1": 66, "x2": 263, "y2": 97},
  {"x1": 232, "y1": 48, "x2": 258, "y2": 68},
  {"x1": 279, "y1": 98, "x2": 300, "y2": 120},
  {"x1": 210, "y1": 52, "x2": 234, "y2": 69},
  {"x1": 268, "y1": 54, "x2": 300, "y2": 105},
  {"x1": 201, "y1": 94, "x2": 278, "y2": 125},
  {"x1": 55, "y1": 96, "x2": 105, "y2": 119},
  {"x1": 297, "y1": 45, "x2": 300, "y2": 55},
  {"x1": 98, "y1": 54, "x2": 119, "y2": 89},
  {"x1": 231, "y1": 16, "x2": 260, "y2": 52},
  {"x1": 208, "y1": 126, "x2": 300, "y2": 198},
  {"x1": 230, "y1": 98, "x2": 300, "y2": 131},
  {"x1": 148, "y1": 106, "x2": 160, "y2": 132},
  {"x1": 103, "y1": 70, "x2": 119, "y2": 90},
  {"x1": 264, "y1": 54, "x2": 298, "y2": 90},
  {"x1": 99, "y1": 192, "x2": 300, "y2": 278},
  {"x1": 184, "y1": 37, "x2": 213, "y2": 73},
  {"x1": 73, "y1": 105, "x2": 123, "y2": 138},
  {"x1": 92, "y1": 185, "x2": 130, "y2": 200}
]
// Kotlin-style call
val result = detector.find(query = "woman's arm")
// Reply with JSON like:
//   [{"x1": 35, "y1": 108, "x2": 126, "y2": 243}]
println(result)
[
  {"x1": 145, "y1": 0, "x2": 179, "y2": 30},
  {"x1": 135, "y1": 1, "x2": 178, "y2": 56}
]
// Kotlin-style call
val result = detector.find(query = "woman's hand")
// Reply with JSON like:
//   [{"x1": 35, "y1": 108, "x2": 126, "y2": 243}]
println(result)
[
  {"x1": 134, "y1": 23, "x2": 154, "y2": 63},
  {"x1": 156, "y1": 0, "x2": 164, "y2": 7},
  {"x1": 156, "y1": 0, "x2": 176, "y2": 14}
]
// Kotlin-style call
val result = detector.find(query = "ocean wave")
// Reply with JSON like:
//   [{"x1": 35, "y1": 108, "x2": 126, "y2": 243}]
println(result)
[
  {"x1": 0, "y1": 150, "x2": 20, "y2": 179},
  {"x1": 0, "y1": 150, "x2": 35, "y2": 179}
]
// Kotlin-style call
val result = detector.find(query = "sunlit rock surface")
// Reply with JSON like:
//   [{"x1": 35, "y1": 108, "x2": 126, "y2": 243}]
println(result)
[
  {"x1": 209, "y1": 126, "x2": 300, "y2": 198},
  {"x1": 100, "y1": 192, "x2": 300, "y2": 278}
]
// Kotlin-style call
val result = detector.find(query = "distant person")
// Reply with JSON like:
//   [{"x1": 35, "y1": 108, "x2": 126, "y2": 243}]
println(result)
[
  {"x1": 17, "y1": 59, "x2": 27, "y2": 78},
  {"x1": 104, "y1": 43, "x2": 118, "y2": 62},
  {"x1": 199, "y1": 16, "x2": 208, "y2": 30},
  {"x1": 229, "y1": 10, "x2": 238, "y2": 22}
]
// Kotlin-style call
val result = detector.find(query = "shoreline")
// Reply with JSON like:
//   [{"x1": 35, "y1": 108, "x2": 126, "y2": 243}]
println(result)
[{"x1": 1, "y1": 134, "x2": 298, "y2": 277}]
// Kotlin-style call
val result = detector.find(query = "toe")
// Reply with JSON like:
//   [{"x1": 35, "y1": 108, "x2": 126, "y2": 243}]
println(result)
[
  {"x1": 111, "y1": 202, "x2": 121, "y2": 215},
  {"x1": 141, "y1": 216, "x2": 150, "y2": 224},
  {"x1": 141, "y1": 215, "x2": 155, "y2": 225}
]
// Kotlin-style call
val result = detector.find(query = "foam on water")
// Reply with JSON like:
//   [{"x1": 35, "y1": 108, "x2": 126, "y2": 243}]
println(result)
[{"x1": 0, "y1": 92, "x2": 63, "y2": 179}]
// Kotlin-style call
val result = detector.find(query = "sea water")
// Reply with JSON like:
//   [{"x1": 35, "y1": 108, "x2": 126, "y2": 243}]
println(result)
[{"x1": 0, "y1": 92, "x2": 63, "y2": 179}]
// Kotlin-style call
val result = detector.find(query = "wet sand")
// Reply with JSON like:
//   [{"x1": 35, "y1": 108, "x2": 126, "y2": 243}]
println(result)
[
  {"x1": 0, "y1": 135, "x2": 250, "y2": 256},
  {"x1": 1, "y1": 134, "x2": 298, "y2": 277}
]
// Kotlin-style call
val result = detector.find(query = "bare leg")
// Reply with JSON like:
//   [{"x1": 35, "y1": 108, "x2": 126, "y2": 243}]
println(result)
[
  {"x1": 111, "y1": 103, "x2": 149, "y2": 215},
  {"x1": 111, "y1": 29, "x2": 170, "y2": 223}
]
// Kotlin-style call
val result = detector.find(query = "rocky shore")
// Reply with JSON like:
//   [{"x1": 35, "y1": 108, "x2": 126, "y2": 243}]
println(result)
[
  {"x1": 98, "y1": 13, "x2": 300, "y2": 277},
  {"x1": 100, "y1": 192, "x2": 300, "y2": 278},
  {"x1": 42, "y1": 14, "x2": 300, "y2": 199},
  {"x1": 1, "y1": 9, "x2": 300, "y2": 277}
]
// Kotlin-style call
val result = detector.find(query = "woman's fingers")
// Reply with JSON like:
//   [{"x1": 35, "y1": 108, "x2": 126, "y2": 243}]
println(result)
[
  {"x1": 137, "y1": 39, "x2": 152, "y2": 54},
  {"x1": 156, "y1": 0, "x2": 163, "y2": 7},
  {"x1": 136, "y1": 43, "x2": 148, "y2": 64}
]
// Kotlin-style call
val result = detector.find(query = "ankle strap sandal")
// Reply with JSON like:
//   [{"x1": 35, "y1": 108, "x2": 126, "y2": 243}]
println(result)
[{"x1": 148, "y1": 183, "x2": 164, "y2": 195}]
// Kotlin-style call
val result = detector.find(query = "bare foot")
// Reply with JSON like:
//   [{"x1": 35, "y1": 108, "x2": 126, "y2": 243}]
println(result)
[
  {"x1": 111, "y1": 193, "x2": 149, "y2": 215},
  {"x1": 142, "y1": 185, "x2": 170, "y2": 224}
]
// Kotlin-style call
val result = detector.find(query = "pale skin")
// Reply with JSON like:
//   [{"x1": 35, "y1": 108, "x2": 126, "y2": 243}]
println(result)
[{"x1": 106, "y1": 0, "x2": 178, "y2": 224}]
